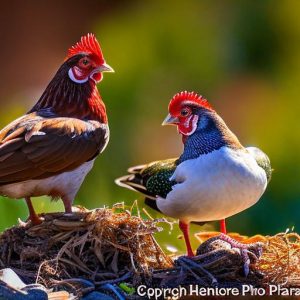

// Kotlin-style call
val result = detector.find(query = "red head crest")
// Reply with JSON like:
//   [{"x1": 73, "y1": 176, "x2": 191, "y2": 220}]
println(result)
[
  {"x1": 169, "y1": 91, "x2": 213, "y2": 115},
  {"x1": 66, "y1": 33, "x2": 104, "y2": 65},
  {"x1": 164, "y1": 91, "x2": 213, "y2": 139}
]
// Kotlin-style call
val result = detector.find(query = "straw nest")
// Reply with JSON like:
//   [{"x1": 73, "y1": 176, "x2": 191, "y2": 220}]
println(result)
[
  {"x1": 0, "y1": 204, "x2": 299, "y2": 297},
  {"x1": 0, "y1": 204, "x2": 172, "y2": 289},
  {"x1": 195, "y1": 231, "x2": 300, "y2": 288}
]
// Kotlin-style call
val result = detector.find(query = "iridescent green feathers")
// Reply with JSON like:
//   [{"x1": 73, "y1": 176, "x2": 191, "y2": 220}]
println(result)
[
  {"x1": 116, "y1": 158, "x2": 178, "y2": 200},
  {"x1": 247, "y1": 147, "x2": 272, "y2": 183},
  {"x1": 116, "y1": 147, "x2": 272, "y2": 201}
]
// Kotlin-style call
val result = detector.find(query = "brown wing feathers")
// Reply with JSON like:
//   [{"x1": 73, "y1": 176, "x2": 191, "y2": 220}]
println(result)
[{"x1": 0, "y1": 113, "x2": 107, "y2": 185}]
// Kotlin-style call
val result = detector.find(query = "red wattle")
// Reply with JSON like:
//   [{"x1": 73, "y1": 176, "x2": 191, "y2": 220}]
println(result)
[{"x1": 91, "y1": 72, "x2": 102, "y2": 83}]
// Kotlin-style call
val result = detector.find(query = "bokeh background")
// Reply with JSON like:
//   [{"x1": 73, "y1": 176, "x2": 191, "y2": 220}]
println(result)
[{"x1": 0, "y1": 0, "x2": 299, "y2": 254}]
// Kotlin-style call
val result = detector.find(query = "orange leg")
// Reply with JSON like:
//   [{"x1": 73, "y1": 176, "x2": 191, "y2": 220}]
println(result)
[
  {"x1": 220, "y1": 219, "x2": 227, "y2": 234},
  {"x1": 25, "y1": 197, "x2": 42, "y2": 225},
  {"x1": 179, "y1": 221, "x2": 194, "y2": 257}
]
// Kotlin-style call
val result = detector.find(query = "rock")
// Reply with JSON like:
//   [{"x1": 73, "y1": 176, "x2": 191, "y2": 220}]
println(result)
[
  {"x1": 0, "y1": 268, "x2": 26, "y2": 289},
  {"x1": 0, "y1": 269, "x2": 48, "y2": 300}
]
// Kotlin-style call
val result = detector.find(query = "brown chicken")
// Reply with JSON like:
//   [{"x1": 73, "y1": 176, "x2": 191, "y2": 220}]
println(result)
[{"x1": 0, "y1": 34, "x2": 113, "y2": 224}]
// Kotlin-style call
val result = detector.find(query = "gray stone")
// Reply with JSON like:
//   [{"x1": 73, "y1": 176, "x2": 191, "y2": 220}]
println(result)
[{"x1": 0, "y1": 269, "x2": 26, "y2": 289}]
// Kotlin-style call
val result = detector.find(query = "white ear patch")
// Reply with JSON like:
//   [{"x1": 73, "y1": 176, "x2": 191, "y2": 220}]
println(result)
[
  {"x1": 68, "y1": 68, "x2": 89, "y2": 84},
  {"x1": 187, "y1": 115, "x2": 199, "y2": 135},
  {"x1": 179, "y1": 115, "x2": 199, "y2": 136}
]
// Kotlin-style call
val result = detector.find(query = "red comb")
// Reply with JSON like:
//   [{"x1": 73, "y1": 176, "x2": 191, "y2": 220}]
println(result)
[
  {"x1": 170, "y1": 91, "x2": 213, "y2": 111},
  {"x1": 66, "y1": 33, "x2": 104, "y2": 64}
]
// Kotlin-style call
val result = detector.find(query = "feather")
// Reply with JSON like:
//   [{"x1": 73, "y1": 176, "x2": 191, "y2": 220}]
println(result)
[
  {"x1": 0, "y1": 113, "x2": 108, "y2": 185},
  {"x1": 247, "y1": 146, "x2": 272, "y2": 183},
  {"x1": 115, "y1": 158, "x2": 178, "y2": 201}
]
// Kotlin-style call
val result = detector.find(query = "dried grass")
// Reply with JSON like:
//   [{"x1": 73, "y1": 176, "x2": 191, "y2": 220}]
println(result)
[
  {"x1": 195, "y1": 231, "x2": 300, "y2": 288},
  {"x1": 0, "y1": 204, "x2": 172, "y2": 288},
  {"x1": 257, "y1": 232, "x2": 300, "y2": 287},
  {"x1": 0, "y1": 207, "x2": 299, "y2": 295}
]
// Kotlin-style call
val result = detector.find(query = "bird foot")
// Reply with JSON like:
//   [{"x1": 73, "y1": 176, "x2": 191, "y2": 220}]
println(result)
[
  {"x1": 63, "y1": 205, "x2": 85, "y2": 215},
  {"x1": 24, "y1": 197, "x2": 43, "y2": 226},
  {"x1": 63, "y1": 213, "x2": 73, "y2": 217},
  {"x1": 186, "y1": 249, "x2": 195, "y2": 257},
  {"x1": 26, "y1": 214, "x2": 43, "y2": 226},
  {"x1": 18, "y1": 215, "x2": 43, "y2": 227},
  {"x1": 217, "y1": 233, "x2": 263, "y2": 276}
]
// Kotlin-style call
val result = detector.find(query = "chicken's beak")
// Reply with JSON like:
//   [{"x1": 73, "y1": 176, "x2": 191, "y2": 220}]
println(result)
[
  {"x1": 162, "y1": 114, "x2": 180, "y2": 126},
  {"x1": 98, "y1": 63, "x2": 114, "y2": 73}
]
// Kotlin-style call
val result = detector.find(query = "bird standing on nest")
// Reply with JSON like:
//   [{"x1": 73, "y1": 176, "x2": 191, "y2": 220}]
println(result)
[
  {"x1": 0, "y1": 34, "x2": 113, "y2": 225},
  {"x1": 116, "y1": 91, "x2": 271, "y2": 257}
]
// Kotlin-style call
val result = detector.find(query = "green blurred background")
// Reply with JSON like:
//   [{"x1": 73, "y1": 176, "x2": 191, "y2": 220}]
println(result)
[{"x1": 0, "y1": 0, "x2": 299, "y2": 254}]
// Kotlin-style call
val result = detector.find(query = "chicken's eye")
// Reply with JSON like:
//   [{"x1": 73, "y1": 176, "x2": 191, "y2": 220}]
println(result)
[
  {"x1": 79, "y1": 58, "x2": 91, "y2": 68},
  {"x1": 180, "y1": 108, "x2": 191, "y2": 117}
]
